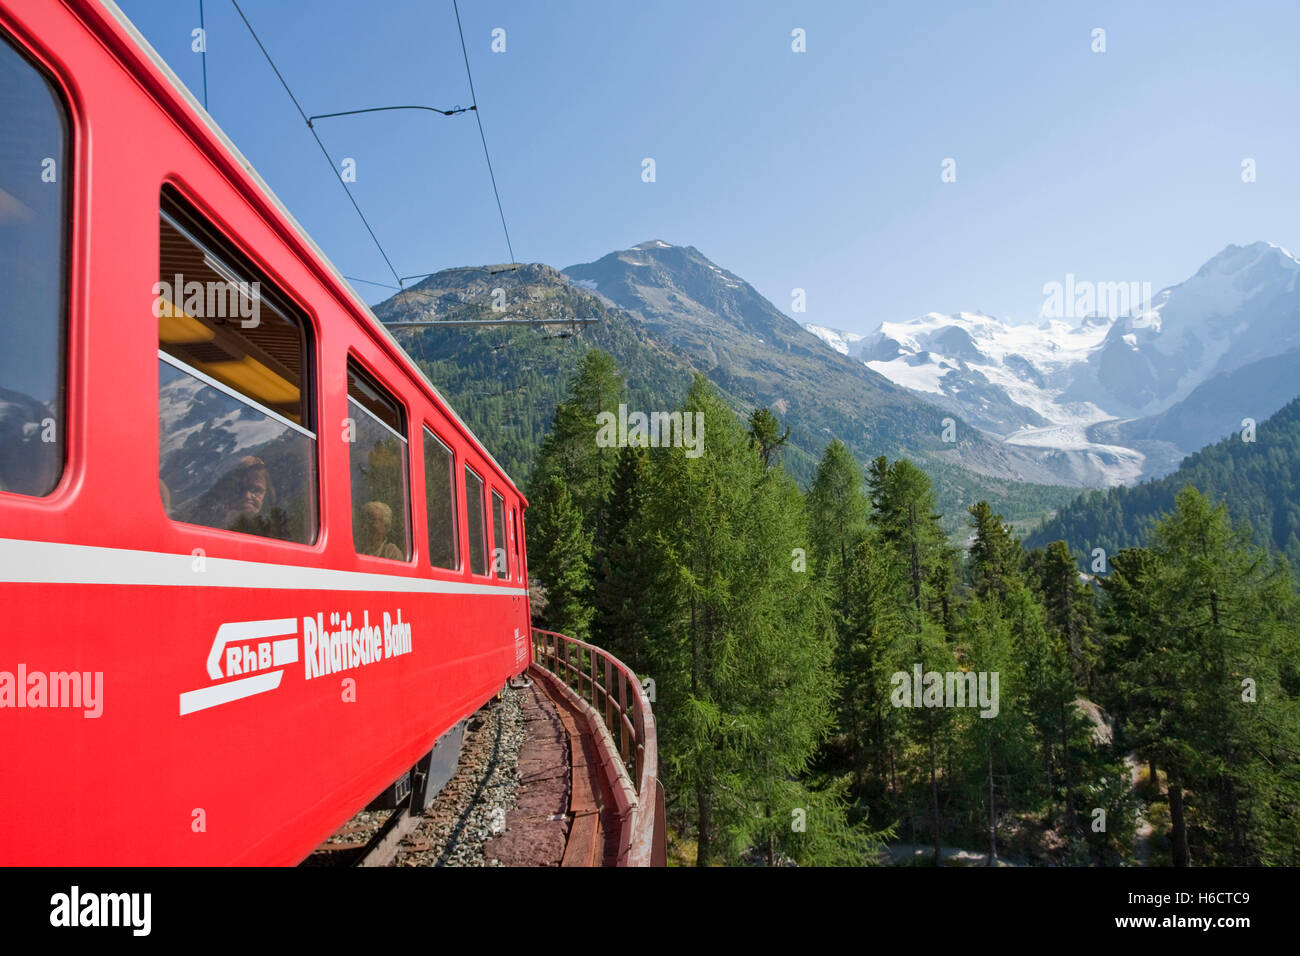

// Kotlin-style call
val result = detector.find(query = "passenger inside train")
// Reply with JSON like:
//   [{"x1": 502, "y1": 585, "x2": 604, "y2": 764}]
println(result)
[
  {"x1": 358, "y1": 500, "x2": 403, "y2": 560},
  {"x1": 180, "y1": 454, "x2": 273, "y2": 529}
]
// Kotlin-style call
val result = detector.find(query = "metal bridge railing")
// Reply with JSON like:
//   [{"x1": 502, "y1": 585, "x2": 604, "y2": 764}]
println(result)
[{"x1": 530, "y1": 628, "x2": 666, "y2": 867}]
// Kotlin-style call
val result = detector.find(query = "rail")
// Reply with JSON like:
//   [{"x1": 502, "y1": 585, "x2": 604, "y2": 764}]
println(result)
[{"x1": 530, "y1": 628, "x2": 666, "y2": 867}]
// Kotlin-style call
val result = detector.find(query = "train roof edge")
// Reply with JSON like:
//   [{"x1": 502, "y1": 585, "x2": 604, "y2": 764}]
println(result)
[{"x1": 88, "y1": 0, "x2": 527, "y2": 503}]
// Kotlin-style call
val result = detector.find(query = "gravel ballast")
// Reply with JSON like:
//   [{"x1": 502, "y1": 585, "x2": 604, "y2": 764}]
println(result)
[{"x1": 393, "y1": 685, "x2": 527, "y2": 867}]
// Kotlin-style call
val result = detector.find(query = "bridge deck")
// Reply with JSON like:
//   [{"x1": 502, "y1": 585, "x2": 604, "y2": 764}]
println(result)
[{"x1": 483, "y1": 678, "x2": 620, "y2": 866}]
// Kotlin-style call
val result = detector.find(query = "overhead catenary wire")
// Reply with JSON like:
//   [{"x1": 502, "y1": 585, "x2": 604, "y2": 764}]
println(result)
[
  {"x1": 198, "y1": 0, "x2": 208, "y2": 109},
  {"x1": 222, "y1": 0, "x2": 523, "y2": 326},
  {"x1": 228, "y1": 0, "x2": 404, "y2": 290},
  {"x1": 343, "y1": 275, "x2": 401, "y2": 291},
  {"x1": 388, "y1": 317, "x2": 599, "y2": 328},
  {"x1": 341, "y1": 265, "x2": 520, "y2": 290},
  {"x1": 350, "y1": 3, "x2": 523, "y2": 305},
  {"x1": 452, "y1": 0, "x2": 515, "y2": 267},
  {"x1": 307, "y1": 104, "x2": 474, "y2": 124}
]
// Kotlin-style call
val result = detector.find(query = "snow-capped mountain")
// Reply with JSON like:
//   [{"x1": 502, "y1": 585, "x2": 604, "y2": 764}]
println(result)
[
  {"x1": 858, "y1": 311, "x2": 1115, "y2": 431},
  {"x1": 807, "y1": 242, "x2": 1300, "y2": 485},
  {"x1": 1080, "y1": 242, "x2": 1300, "y2": 416},
  {"x1": 804, "y1": 324, "x2": 865, "y2": 357}
]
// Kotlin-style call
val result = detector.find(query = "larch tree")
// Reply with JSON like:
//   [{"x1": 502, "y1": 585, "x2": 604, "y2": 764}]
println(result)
[
  {"x1": 1027, "y1": 540, "x2": 1099, "y2": 691},
  {"x1": 1146, "y1": 486, "x2": 1299, "y2": 865},
  {"x1": 528, "y1": 475, "x2": 594, "y2": 641},
  {"x1": 747, "y1": 406, "x2": 791, "y2": 470},
  {"x1": 868, "y1": 456, "x2": 954, "y2": 633},
  {"x1": 528, "y1": 349, "x2": 624, "y2": 536},
  {"x1": 806, "y1": 440, "x2": 872, "y2": 791},
  {"x1": 591, "y1": 443, "x2": 654, "y2": 671},
  {"x1": 840, "y1": 532, "x2": 913, "y2": 815},
  {"x1": 641, "y1": 378, "x2": 848, "y2": 865},
  {"x1": 867, "y1": 456, "x2": 956, "y2": 862},
  {"x1": 526, "y1": 349, "x2": 624, "y2": 634},
  {"x1": 1103, "y1": 486, "x2": 1300, "y2": 865}
]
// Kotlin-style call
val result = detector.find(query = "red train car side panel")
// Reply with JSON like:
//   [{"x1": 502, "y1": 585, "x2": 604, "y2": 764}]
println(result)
[{"x1": 0, "y1": 0, "x2": 531, "y2": 864}]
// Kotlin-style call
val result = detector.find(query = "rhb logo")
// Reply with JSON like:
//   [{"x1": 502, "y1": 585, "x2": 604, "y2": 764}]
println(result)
[
  {"x1": 178, "y1": 610, "x2": 415, "y2": 715},
  {"x1": 179, "y1": 618, "x2": 298, "y2": 715}
]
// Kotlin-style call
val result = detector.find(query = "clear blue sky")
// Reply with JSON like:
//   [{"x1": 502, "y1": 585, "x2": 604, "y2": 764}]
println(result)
[{"x1": 119, "y1": 0, "x2": 1300, "y2": 331}]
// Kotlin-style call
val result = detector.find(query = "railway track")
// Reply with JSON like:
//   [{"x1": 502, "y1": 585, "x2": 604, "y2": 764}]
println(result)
[
  {"x1": 303, "y1": 684, "x2": 526, "y2": 867},
  {"x1": 305, "y1": 629, "x2": 664, "y2": 867},
  {"x1": 303, "y1": 674, "x2": 614, "y2": 866}
]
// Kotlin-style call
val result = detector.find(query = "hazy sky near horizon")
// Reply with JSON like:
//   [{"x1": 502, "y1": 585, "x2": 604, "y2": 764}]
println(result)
[{"x1": 119, "y1": 0, "x2": 1300, "y2": 332}]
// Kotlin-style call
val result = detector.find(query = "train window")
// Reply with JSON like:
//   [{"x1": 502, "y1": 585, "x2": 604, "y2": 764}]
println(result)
[
  {"x1": 510, "y1": 507, "x2": 520, "y2": 581},
  {"x1": 0, "y1": 33, "x2": 69, "y2": 498},
  {"x1": 348, "y1": 360, "x2": 410, "y2": 561},
  {"x1": 157, "y1": 191, "x2": 317, "y2": 543},
  {"x1": 464, "y1": 465, "x2": 488, "y2": 575},
  {"x1": 423, "y1": 426, "x2": 458, "y2": 570},
  {"x1": 491, "y1": 490, "x2": 508, "y2": 579}
]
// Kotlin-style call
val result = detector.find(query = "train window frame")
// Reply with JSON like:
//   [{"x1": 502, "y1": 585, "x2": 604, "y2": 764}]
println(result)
[
  {"x1": 510, "y1": 506, "x2": 521, "y2": 582},
  {"x1": 490, "y1": 488, "x2": 509, "y2": 580},
  {"x1": 464, "y1": 463, "x2": 489, "y2": 577},
  {"x1": 158, "y1": 187, "x2": 317, "y2": 417},
  {"x1": 0, "y1": 28, "x2": 72, "y2": 500},
  {"x1": 346, "y1": 356, "x2": 412, "y2": 564},
  {"x1": 422, "y1": 424, "x2": 460, "y2": 573},
  {"x1": 156, "y1": 187, "x2": 320, "y2": 545}
]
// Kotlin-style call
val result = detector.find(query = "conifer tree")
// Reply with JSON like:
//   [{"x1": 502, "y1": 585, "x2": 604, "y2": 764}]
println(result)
[
  {"x1": 528, "y1": 476, "x2": 594, "y2": 641},
  {"x1": 747, "y1": 407, "x2": 791, "y2": 469},
  {"x1": 1102, "y1": 486, "x2": 1300, "y2": 865},
  {"x1": 642, "y1": 376, "x2": 854, "y2": 865},
  {"x1": 1027, "y1": 541, "x2": 1099, "y2": 690},
  {"x1": 591, "y1": 444, "x2": 653, "y2": 670},
  {"x1": 903, "y1": 619, "x2": 957, "y2": 864},
  {"x1": 528, "y1": 349, "x2": 624, "y2": 533},
  {"x1": 953, "y1": 587, "x2": 1036, "y2": 862},
  {"x1": 867, "y1": 457, "x2": 953, "y2": 632},
  {"x1": 865, "y1": 456, "x2": 956, "y2": 860},
  {"x1": 807, "y1": 439, "x2": 869, "y2": 577},
  {"x1": 966, "y1": 501, "x2": 1022, "y2": 600},
  {"x1": 958, "y1": 503, "x2": 1044, "y2": 855},
  {"x1": 1014, "y1": 583, "x2": 1084, "y2": 834},
  {"x1": 839, "y1": 532, "x2": 912, "y2": 806},
  {"x1": 967, "y1": 507, "x2": 1108, "y2": 848},
  {"x1": 809, "y1": 440, "x2": 921, "y2": 835},
  {"x1": 1148, "y1": 487, "x2": 1299, "y2": 864},
  {"x1": 525, "y1": 349, "x2": 624, "y2": 635}
]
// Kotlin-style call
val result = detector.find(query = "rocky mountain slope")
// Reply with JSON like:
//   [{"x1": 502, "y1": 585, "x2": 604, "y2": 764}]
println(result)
[
  {"x1": 372, "y1": 250, "x2": 1078, "y2": 534},
  {"x1": 562, "y1": 242, "x2": 1100, "y2": 490}
]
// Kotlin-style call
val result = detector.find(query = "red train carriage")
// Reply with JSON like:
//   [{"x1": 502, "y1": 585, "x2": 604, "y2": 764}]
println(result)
[{"x1": 0, "y1": 0, "x2": 531, "y2": 864}]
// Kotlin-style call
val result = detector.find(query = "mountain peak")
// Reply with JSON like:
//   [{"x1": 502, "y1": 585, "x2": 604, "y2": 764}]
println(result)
[
  {"x1": 563, "y1": 239, "x2": 867, "y2": 373},
  {"x1": 1196, "y1": 241, "x2": 1300, "y2": 279}
]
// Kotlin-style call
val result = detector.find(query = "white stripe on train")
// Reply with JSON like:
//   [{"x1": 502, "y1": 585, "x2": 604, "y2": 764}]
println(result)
[{"x1": 0, "y1": 538, "x2": 529, "y2": 595}]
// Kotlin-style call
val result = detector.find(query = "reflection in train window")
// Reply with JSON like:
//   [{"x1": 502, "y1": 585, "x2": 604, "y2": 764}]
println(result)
[
  {"x1": 424, "y1": 427, "x2": 458, "y2": 571},
  {"x1": 465, "y1": 465, "x2": 487, "y2": 576},
  {"x1": 157, "y1": 192, "x2": 317, "y2": 543},
  {"x1": 491, "y1": 490, "x2": 508, "y2": 579},
  {"x1": 0, "y1": 32, "x2": 70, "y2": 498},
  {"x1": 348, "y1": 360, "x2": 410, "y2": 561}
]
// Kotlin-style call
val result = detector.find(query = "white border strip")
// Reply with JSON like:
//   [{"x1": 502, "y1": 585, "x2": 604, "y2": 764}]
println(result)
[
  {"x1": 0, "y1": 538, "x2": 528, "y2": 594},
  {"x1": 159, "y1": 350, "x2": 315, "y2": 440},
  {"x1": 347, "y1": 395, "x2": 407, "y2": 445}
]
